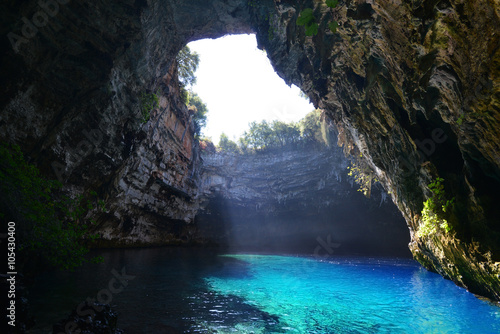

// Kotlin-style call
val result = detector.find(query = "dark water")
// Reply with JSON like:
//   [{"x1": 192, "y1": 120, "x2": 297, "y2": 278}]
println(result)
[{"x1": 27, "y1": 248, "x2": 500, "y2": 333}]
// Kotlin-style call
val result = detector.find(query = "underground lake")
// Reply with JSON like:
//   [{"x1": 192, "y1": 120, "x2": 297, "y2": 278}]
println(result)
[{"x1": 27, "y1": 247, "x2": 500, "y2": 333}]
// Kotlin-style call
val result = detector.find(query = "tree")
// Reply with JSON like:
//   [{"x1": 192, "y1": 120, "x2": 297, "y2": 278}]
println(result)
[
  {"x1": 238, "y1": 136, "x2": 251, "y2": 154},
  {"x1": 216, "y1": 109, "x2": 332, "y2": 154},
  {"x1": 240, "y1": 120, "x2": 301, "y2": 151},
  {"x1": 218, "y1": 133, "x2": 239, "y2": 153},
  {"x1": 300, "y1": 109, "x2": 321, "y2": 143},
  {"x1": 188, "y1": 91, "x2": 208, "y2": 135},
  {"x1": 299, "y1": 109, "x2": 332, "y2": 146},
  {"x1": 271, "y1": 120, "x2": 301, "y2": 147},
  {"x1": 177, "y1": 46, "x2": 200, "y2": 87},
  {"x1": 245, "y1": 120, "x2": 273, "y2": 150}
]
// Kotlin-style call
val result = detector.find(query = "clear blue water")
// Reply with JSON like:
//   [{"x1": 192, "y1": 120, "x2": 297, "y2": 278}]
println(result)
[
  {"x1": 28, "y1": 248, "x2": 500, "y2": 333},
  {"x1": 204, "y1": 254, "x2": 500, "y2": 333}
]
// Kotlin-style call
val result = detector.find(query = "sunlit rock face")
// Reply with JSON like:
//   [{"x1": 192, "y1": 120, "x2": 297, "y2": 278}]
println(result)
[
  {"x1": 1, "y1": 0, "x2": 499, "y2": 299},
  {"x1": 197, "y1": 144, "x2": 410, "y2": 257}
]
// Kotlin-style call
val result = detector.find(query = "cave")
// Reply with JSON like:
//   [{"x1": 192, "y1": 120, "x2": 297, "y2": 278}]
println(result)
[{"x1": 1, "y1": 0, "x2": 500, "y2": 332}]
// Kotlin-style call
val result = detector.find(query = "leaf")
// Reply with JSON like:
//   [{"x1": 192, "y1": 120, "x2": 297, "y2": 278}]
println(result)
[
  {"x1": 326, "y1": 0, "x2": 338, "y2": 8},
  {"x1": 305, "y1": 22, "x2": 319, "y2": 36},
  {"x1": 328, "y1": 20, "x2": 339, "y2": 33},
  {"x1": 297, "y1": 8, "x2": 315, "y2": 26}
]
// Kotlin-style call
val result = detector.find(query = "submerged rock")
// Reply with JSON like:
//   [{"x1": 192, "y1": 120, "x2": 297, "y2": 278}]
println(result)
[{"x1": 52, "y1": 302, "x2": 122, "y2": 334}]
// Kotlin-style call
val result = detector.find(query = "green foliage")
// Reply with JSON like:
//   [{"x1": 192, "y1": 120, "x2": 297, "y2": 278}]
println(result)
[
  {"x1": 297, "y1": 8, "x2": 319, "y2": 36},
  {"x1": 187, "y1": 91, "x2": 209, "y2": 136},
  {"x1": 244, "y1": 120, "x2": 272, "y2": 150},
  {"x1": 299, "y1": 109, "x2": 330, "y2": 145},
  {"x1": 417, "y1": 178, "x2": 455, "y2": 238},
  {"x1": 247, "y1": 0, "x2": 258, "y2": 8},
  {"x1": 347, "y1": 155, "x2": 379, "y2": 197},
  {"x1": 238, "y1": 136, "x2": 251, "y2": 154},
  {"x1": 180, "y1": 87, "x2": 190, "y2": 105},
  {"x1": 297, "y1": 8, "x2": 315, "y2": 26},
  {"x1": 326, "y1": 0, "x2": 338, "y2": 8},
  {"x1": 299, "y1": 90, "x2": 310, "y2": 101},
  {"x1": 215, "y1": 110, "x2": 332, "y2": 154},
  {"x1": 0, "y1": 143, "x2": 104, "y2": 270},
  {"x1": 241, "y1": 120, "x2": 301, "y2": 151},
  {"x1": 328, "y1": 20, "x2": 339, "y2": 33},
  {"x1": 140, "y1": 91, "x2": 159, "y2": 123},
  {"x1": 296, "y1": 1, "x2": 339, "y2": 36},
  {"x1": 440, "y1": 220, "x2": 452, "y2": 233},
  {"x1": 428, "y1": 177, "x2": 455, "y2": 213},
  {"x1": 177, "y1": 46, "x2": 200, "y2": 87},
  {"x1": 272, "y1": 120, "x2": 301, "y2": 147},
  {"x1": 457, "y1": 114, "x2": 465, "y2": 125},
  {"x1": 218, "y1": 133, "x2": 239, "y2": 153},
  {"x1": 418, "y1": 199, "x2": 439, "y2": 237},
  {"x1": 91, "y1": 255, "x2": 104, "y2": 264},
  {"x1": 305, "y1": 22, "x2": 319, "y2": 36}
]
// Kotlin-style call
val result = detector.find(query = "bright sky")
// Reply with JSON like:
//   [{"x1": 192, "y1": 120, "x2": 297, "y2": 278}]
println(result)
[{"x1": 187, "y1": 34, "x2": 314, "y2": 144}]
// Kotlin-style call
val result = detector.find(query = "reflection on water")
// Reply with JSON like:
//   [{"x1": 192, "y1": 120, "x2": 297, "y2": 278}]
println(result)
[
  {"x1": 28, "y1": 248, "x2": 275, "y2": 333},
  {"x1": 27, "y1": 248, "x2": 500, "y2": 333}
]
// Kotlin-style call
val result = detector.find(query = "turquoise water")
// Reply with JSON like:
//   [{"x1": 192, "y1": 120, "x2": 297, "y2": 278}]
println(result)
[
  {"x1": 203, "y1": 255, "x2": 500, "y2": 333},
  {"x1": 28, "y1": 249, "x2": 500, "y2": 333}
]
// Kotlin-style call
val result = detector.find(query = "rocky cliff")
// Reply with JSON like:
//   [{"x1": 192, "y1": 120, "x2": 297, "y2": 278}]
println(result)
[
  {"x1": 1, "y1": 0, "x2": 249, "y2": 246},
  {"x1": 1, "y1": 0, "x2": 499, "y2": 299},
  {"x1": 197, "y1": 145, "x2": 410, "y2": 256}
]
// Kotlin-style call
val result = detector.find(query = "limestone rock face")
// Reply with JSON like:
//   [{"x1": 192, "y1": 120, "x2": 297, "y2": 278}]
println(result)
[
  {"x1": 1, "y1": 0, "x2": 499, "y2": 299},
  {"x1": 197, "y1": 145, "x2": 410, "y2": 256}
]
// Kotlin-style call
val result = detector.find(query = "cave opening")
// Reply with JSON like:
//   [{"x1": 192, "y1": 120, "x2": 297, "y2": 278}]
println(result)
[{"x1": 185, "y1": 34, "x2": 312, "y2": 143}]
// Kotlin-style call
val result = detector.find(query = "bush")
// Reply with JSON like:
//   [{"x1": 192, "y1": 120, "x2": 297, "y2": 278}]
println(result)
[
  {"x1": 347, "y1": 155, "x2": 378, "y2": 197},
  {"x1": 140, "y1": 91, "x2": 159, "y2": 123},
  {"x1": 0, "y1": 143, "x2": 102, "y2": 270},
  {"x1": 417, "y1": 178, "x2": 454, "y2": 238}
]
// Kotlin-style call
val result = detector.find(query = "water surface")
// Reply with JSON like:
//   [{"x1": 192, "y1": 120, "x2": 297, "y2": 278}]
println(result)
[{"x1": 28, "y1": 248, "x2": 500, "y2": 333}]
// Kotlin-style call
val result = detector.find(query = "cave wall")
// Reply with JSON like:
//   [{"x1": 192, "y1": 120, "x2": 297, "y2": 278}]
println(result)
[
  {"x1": 1, "y1": 0, "x2": 252, "y2": 245},
  {"x1": 1, "y1": 0, "x2": 499, "y2": 299},
  {"x1": 197, "y1": 145, "x2": 410, "y2": 256}
]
